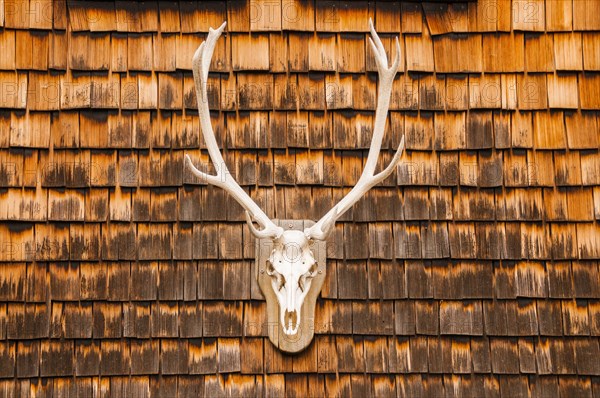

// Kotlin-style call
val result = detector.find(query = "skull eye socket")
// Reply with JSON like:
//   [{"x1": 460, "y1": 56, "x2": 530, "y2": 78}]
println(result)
[
  {"x1": 298, "y1": 262, "x2": 318, "y2": 292},
  {"x1": 276, "y1": 274, "x2": 286, "y2": 291},
  {"x1": 266, "y1": 260, "x2": 286, "y2": 291}
]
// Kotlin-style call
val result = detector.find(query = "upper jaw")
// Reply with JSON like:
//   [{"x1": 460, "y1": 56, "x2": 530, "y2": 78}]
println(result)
[{"x1": 281, "y1": 309, "x2": 300, "y2": 335}]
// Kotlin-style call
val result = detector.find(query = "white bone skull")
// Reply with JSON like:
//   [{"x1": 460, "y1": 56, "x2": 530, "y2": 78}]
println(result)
[
  {"x1": 185, "y1": 20, "x2": 404, "y2": 337},
  {"x1": 264, "y1": 230, "x2": 318, "y2": 335}
]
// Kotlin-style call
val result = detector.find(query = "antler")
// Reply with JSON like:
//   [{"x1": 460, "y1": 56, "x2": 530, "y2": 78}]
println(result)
[
  {"x1": 304, "y1": 19, "x2": 405, "y2": 241},
  {"x1": 184, "y1": 22, "x2": 284, "y2": 239}
]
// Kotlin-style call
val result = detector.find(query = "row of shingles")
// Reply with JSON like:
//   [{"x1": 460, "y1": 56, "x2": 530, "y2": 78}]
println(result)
[
  {"x1": 2, "y1": 29, "x2": 599, "y2": 136},
  {"x1": 2, "y1": 220, "x2": 600, "y2": 262},
  {"x1": 0, "y1": 335, "x2": 598, "y2": 379},
  {"x1": 58, "y1": 0, "x2": 600, "y2": 34},
  {"x1": 0, "y1": 375, "x2": 260, "y2": 398},
  {"x1": 1, "y1": 181, "x2": 598, "y2": 216},
  {"x1": 334, "y1": 260, "x2": 600, "y2": 299},
  {"x1": 1, "y1": 114, "x2": 598, "y2": 164},
  {"x1": 3, "y1": 34, "x2": 600, "y2": 108},
  {"x1": 2, "y1": 259, "x2": 598, "y2": 301},
  {"x1": 60, "y1": 1, "x2": 380, "y2": 34},
  {"x1": 3, "y1": 28, "x2": 600, "y2": 109},
  {"x1": 0, "y1": 376, "x2": 206, "y2": 398},
  {"x1": 1, "y1": 5, "x2": 599, "y2": 119},
  {"x1": 0, "y1": 0, "x2": 65, "y2": 30},
  {"x1": 0, "y1": 259, "x2": 596, "y2": 349},
  {"x1": 4, "y1": 110, "x2": 600, "y2": 150},
  {"x1": 5, "y1": 17, "x2": 600, "y2": 74},
  {"x1": 316, "y1": 298, "x2": 600, "y2": 338},
  {"x1": 0, "y1": 374, "x2": 599, "y2": 398},
  {"x1": 0, "y1": 183, "x2": 598, "y2": 259},
  {"x1": 5, "y1": 69, "x2": 600, "y2": 118},
  {"x1": 0, "y1": 261, "x2": 598, "y2": 335},
  {"x1": 424, "y1": 0, "x2": 600, "y2": 33},
  {"x1": 1, "y1": 146, "x2": 598, "y2": 188}
]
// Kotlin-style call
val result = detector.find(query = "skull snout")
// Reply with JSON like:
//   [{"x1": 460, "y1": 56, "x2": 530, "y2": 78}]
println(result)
[{"x1": 282, "y1": 309, "x2": 299, "y2": 335}]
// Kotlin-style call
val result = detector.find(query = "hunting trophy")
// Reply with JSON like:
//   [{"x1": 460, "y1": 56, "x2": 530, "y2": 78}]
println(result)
[{"x1": 185, "y1": 20, "x2": 404, "y2": 353}]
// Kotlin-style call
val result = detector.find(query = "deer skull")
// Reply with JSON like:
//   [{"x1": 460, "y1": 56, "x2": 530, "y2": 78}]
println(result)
[
  {"x1": 265, "y1": 230, "x2": 318, "y2": 335},
  {"x1": 185, "y1": 20, "x2": 404, "y2": 346}
]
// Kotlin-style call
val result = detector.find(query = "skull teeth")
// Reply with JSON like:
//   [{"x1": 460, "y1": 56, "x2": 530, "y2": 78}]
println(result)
[{"x1": 282, "y1": 310, "x2": 299, "y2": 335}]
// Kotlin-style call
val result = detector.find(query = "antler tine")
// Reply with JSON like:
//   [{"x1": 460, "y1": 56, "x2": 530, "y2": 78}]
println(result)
[
  {"x1": 305, "y1": 20, "x2": 405, "y2": 241},
  {"x1": 185, "y1": 22, "x2": 284, "y2": 240}
]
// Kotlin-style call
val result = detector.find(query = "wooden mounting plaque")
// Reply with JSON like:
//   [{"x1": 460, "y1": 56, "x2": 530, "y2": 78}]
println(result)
[{"x1": 255, "y1": 219, "x2": 327, "y2": 354}]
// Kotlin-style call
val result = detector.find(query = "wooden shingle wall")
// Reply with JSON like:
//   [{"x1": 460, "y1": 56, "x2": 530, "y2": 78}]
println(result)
[{"x1": 0, "y1": 0, "x2": 600, "y2": 396}]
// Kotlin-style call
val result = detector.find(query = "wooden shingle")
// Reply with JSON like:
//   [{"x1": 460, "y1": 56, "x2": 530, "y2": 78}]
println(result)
[
  {"x1": 423, "y1": 3, "x2": 453, "y2": 36},
  {"x1": 101, "y1": 340, "x2": 130, "y2": 376},
  {"x1": 307, "y1": 33, "x2": 335, "y2": 71},
  {"x1": 583, "y1": 33, "x2": 600, "y2": 71},
  {"x1": 581, "y1": 152, "x2": 600, "y2": 186},
  {"x1": 533, "y1": 111, "x2": 566, "y2": 149},
  {"x1": 288, "y1": 33, "x2": 311, "y2": 72},
  {"x1": 0, "y1": 72, "x2": 26, "y2": 109},
  {"x1": 547, "y1": 74, "x2": 578, "y2": 109},
  {"x1": 232, "y1": 33, "x2": 269, "y2": 71},
  {"x1": 314, "y1": 1, "x2": 338, "y2": 32},
  {"x1": 338, "y1": 1, "x2": 371, "y2": 32},
  {"x1": 280, "y1": 0, "x2": 314, "y2": 31},
  {"x1": 151, "y1": 33, "x2": 176, "y2": 72},
  {"x1": 545, "y1": 0, "x2": 572, "y2": 31},
  {"x1": 468, "y1": 74, "x2": 501, "y2": 109},
  {"x1": 405, "y1": 31, "x2": 435, "y2": 72},
  {"x1": 93, "y1": 302, "x2": 122, "y2": 338},
  {"x1": 249, "y1": 0, "x2": 281, "y2": 31},
  {"x1": 554, "y1": 151, "x2": 582, "y2": 186},
  {"x1": 433, "y1": 34, "x2": 482, "y2": 73},
  {"x1": 434, "y1": 112, "x2": 466, "y2": 150},
  {"x1": 554, "y1": 33, "x2": 583, "y2": 71},
  {"x1": 525, "y1": 33, "x2": 554, "y2": 72},
  {"x1": 75, "y1": 340, "x2": 100, "y2": 376},
  {"x1": 40, "y1": 341, "x2": 74, "y2": 377},
  {"x1": 517, "y1": 74, "x2": 548, "y2": 110},
  {"x1": 398, "y1": 152, "x2": 437, "y2": 187},
  {"x1": 513, "y1": 0, "x2": 545, "y2": 31},
  {"x1": 127, "y1": 33, "x2": 153, "y2": 71},
  {"x1": 85, "y1": 189, "x2": 109, "y2": 221},
  {"x1": 579, "y1": 73, "x2": 600, "y2": 109},
  {"x1": 123, "y1": 302, "x2": 151, "y2": 339},
  {"x1": 0, "y1": 0, "x2": 6, "y2": 28},
  {"x1": 158, "y1": 1, "x2": 180, "y2": 33},
  {"x1": 337, "y1": 33, "x2": 365, "y2": 73},
  {"x1": 483, "y1": 33, "x2": 525, "y2": 72},
  {"x1": 573, "y1": 1, "x2": 600, "y2": 30},
  {"x1": 0, "y1": 30, "x2": 16, "y2": 69},
  {"x1": 400, "y1": 3, "x2": 422, "y2": 33},
  {"x1": 15, "y1": 31, "x2": 33, "y2": 69},
  {"x1": 84, "y1": 1, "x2": 115, "y2": 32},
  {"x1": 418, "y1": 75, "x2": 444, "y2": 111}
]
